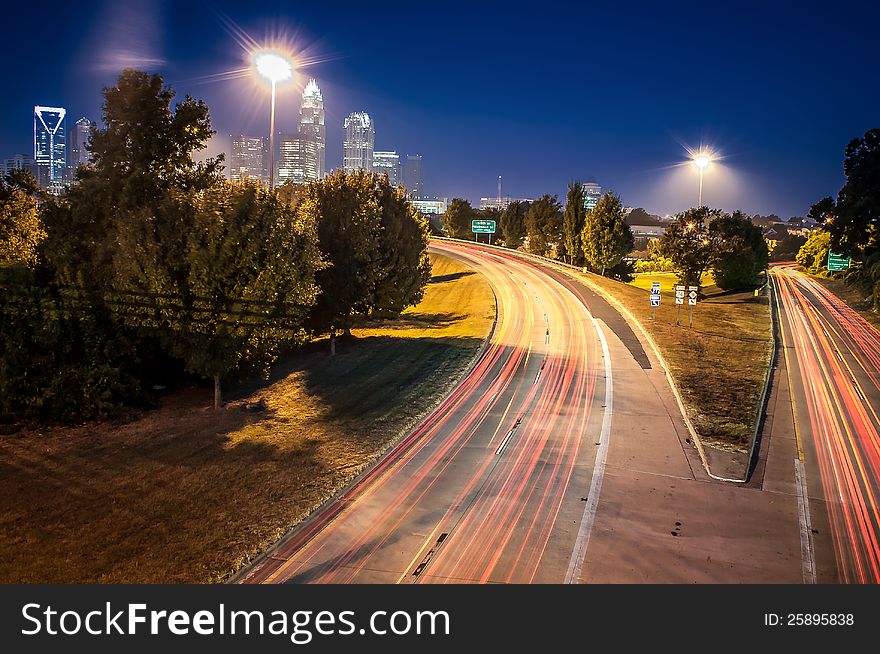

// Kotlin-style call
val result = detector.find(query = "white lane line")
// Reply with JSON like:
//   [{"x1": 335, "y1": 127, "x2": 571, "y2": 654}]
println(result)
[
  {"x1": 794, "y1": 458, "x2": 817, "y2": 584},
  {"x1": 564, "y1": 317, "x2": 613, "y2": 584},
  {"x1": 496, "y1": 429, "x2": 515, "y2": 455}
]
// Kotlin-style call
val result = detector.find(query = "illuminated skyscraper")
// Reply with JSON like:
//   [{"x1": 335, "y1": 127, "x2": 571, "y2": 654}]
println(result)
[
  {"x1": 276, "y1": 133, "x2": 319, "y2": 186},
  {"x1": 403, "y1": 154, "x2": 424, "y2": 197},
  {"x1": 372, "y1": 151, "x2": 400, "y2": 185},
  {"x1": 583, "y1": 180, "x2": 601, "y2": 211},
  {"x1": 34, "y1": 106, "x2": 66, "y2": 194},
  {"x1": 68, "y1": 117, "x2": 93, "y2": 179},
  {"x1": 343, "y1": 112, "x2": 374, "y2": 173},
  {"x1": 230, "y1": 135, "x2": 267, "y2": 183},
  {"x1": 299, "y1": 79, "x2": 325, "y2": 179}
]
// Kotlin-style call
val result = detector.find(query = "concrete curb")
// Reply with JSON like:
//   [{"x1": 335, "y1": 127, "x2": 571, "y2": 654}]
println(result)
[{"x1": 432, "y1": 237, "x2": 775, "y2": 484}]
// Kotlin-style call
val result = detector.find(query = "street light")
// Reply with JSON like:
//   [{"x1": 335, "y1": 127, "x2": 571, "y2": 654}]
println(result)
[
  {"x1": 255, "y1": 52, "x2": 293, "y2": 190},
  {"x1": 693, "y1": 153, "x2": 711, "y2": 207}
]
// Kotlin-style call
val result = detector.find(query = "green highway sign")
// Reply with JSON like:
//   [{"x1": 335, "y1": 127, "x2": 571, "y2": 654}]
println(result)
[
  {"x1": 827, "y1": 252, "x2": 851, "y2": 271},
  {"x1": 471, "y1": 219, "x2": 496, "y2": 234}
]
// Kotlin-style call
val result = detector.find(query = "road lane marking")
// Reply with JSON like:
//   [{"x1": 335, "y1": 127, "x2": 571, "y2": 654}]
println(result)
[
  {"x1": 564, "y1": 317, "x2": 613, "y2": 584},
  {"x1": 795, "y1": 458, "x2": 817, "y2": 584}
]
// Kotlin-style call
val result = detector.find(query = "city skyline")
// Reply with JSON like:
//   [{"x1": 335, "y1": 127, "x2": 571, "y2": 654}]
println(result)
[{"x1": 1, "y1": 2, "x2": 878, "y2": 217}]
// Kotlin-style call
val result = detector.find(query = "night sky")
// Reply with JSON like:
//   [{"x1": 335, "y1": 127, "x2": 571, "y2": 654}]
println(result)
[{"x1": 3, "y1": 0, "x2": 877, "y2": 218}]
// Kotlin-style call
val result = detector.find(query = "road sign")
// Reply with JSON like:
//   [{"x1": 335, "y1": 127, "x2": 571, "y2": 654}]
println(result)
[
  {"x1": 827, "y1": 251, "x2": 851, "y2": 271},
  {"x1": 650, "y1": 281, "x2": 661, "y2": 295},
  {"x1": 650, "y1": 295, "x2": 661, "y2": 307},
  {"x1": 471, "y1": 219, "x2": 496, "y2": 234},
  {"x1": 687, "y1": 285, "x2": 698, "y2": 306}
]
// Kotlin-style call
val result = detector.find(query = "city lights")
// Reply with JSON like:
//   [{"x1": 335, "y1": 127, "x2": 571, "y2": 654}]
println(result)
[{"x1": 254, "y1": 51, "x2": 293, "y2": 189}]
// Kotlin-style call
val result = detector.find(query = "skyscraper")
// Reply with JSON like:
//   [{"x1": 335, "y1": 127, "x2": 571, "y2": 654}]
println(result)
[
  {"x1": 372, "y1": 151, "x2": 400, "y2": 185},
  {"x1": 34, "y1": 106, "x2": 66, "y2": 194},
  {"x1": 403, "y1": 154, "x2": 424, "y2": 197},
  {"x1": 343, "y1": 112, "x2": 374, "y2": 173},
  {"x1": 299, "y1": 79, "x2": 325, "y2": 179},
  {"x1": 583, "y1": 180, "x2": 601, "y2": 211},
  {"x1": 68, "y1": 117, "x2": 93, "y2": 179},
  {"x1": 2, "y1": 154, "x2": 37, "y2": 179},
  {"x1": 276, "y1": 133, "x2": 319, "y2": 186},
  {"x1": 230, "y1": 135, "x2": 267, "y2": 183}
]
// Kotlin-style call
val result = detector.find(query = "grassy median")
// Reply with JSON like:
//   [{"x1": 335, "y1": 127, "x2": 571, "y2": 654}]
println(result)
[
  {"x1": 0, "y1": 252, "x2": 495, "y2": 583},
  {"x1": 586, "y1": 271, "x2": 772, "y2": 451}
]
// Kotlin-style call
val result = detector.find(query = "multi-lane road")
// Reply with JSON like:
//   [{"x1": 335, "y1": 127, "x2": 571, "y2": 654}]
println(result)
[
  {"x1": 772, "y1": 265, "x2": 880, "y2": 583},
  {"x1": 236, "y1": 243, "x2": 880, "y2": 585}
]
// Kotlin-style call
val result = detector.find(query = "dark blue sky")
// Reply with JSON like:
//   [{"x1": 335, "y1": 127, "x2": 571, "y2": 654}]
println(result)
[{"x1": 3, "y1": 0, "x2": 877, "y2": 217}]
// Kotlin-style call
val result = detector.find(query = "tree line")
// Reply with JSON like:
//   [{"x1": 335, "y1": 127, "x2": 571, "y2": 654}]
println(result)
[
  {"x1": 441, "y1": 182, "x2": 770, "y2": 293},
  {"x1": 0, "y1": 69, "x2": 430, "y2": 422},
  {"x1": 799, "y1": 128, "x2": 879, "y2": 310},
  {"x1": 442, "y1": 183, "x2": 635, "y2": 277}
]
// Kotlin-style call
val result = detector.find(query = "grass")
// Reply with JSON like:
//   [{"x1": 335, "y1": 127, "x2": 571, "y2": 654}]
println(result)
[
  {"x1": 589, "y1": 271, "x2": 772, "y2": 451},
  {"x1": 0, "y1": 253, "x2": 495, "y2": 583}
]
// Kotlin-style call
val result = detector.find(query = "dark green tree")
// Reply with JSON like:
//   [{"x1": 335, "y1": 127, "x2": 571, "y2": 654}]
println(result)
[
  {"x1": 581, "y1": 192, "x2": 634, "y2": 275},
  {"x1": 808, "y1": 197, "x2": 835, "y2": 225},
  {"x1": 303, "y1": 170, "x2": 431, "y2": 354},
  {"x1": 657, "y1": 206, "x2": 721, "y2": 291},
  {"x1": 479, "y1": 206, "x2": 502, "y2": 243},
  {"x1": 709, "y1": 211, "x2": 769, "y2": 290},
  {"x1": 562, "y1": 181, "x2": 587, "y2": 265},
  {"x1": 770, "y1": 233, "x2": 808, "y2": 262},
  {"x1": 500, "y1": 200, "x2": 528, "y2": 249},
  {"x1": 111, "y1": 181, "x2": 322, "y2": 408},
  {"x1": 524, "y1": 194, "x2": 563, "y2": 258},
  {"x1": 443, "y1": 198, "x2": 475, "y2": 239}
]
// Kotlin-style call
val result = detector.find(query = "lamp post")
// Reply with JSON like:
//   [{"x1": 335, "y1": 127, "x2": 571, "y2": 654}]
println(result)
[
  {"x1": 255, "y1": 52, "x2": 293, "y2": 189},
  {"x1": 693, "y1": 153, "x2": 711, "y2": 207}
]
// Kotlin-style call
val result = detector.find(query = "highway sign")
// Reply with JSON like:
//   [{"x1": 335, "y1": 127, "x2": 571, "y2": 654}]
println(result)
[
  {"x1": 650, "y1": 281, "x2": 661, "y2": 295},
  {"x1": 688, "y1": 286, "x2": 698, "y2": 306},
  {"x1": 471, "y1": 219, "x2": 496, "y2": 234},
  {"x1": 827, "y1": 252, "x2": 851, "y2": 271},
  {"x1": 650, "y1": 295, "x2": 661, "y2": 307}
]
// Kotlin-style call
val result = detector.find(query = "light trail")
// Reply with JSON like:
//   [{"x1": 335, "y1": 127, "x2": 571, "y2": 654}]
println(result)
[{"x1": 773, "y1": 266, "x2": 880, "y2": 583}]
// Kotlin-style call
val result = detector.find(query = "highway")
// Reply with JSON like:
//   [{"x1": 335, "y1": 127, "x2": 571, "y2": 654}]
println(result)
[
  {"x1": 773, "y1": 266, "x2": 880, "y2": 583},
  {"x1": 236, "y1": 242, "x2": 809, "y2": 585},
  {"x1": 238, "y1": 240, "x2": 610, "y2": 583}
]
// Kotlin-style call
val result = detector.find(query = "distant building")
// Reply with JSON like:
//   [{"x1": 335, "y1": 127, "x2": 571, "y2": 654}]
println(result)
[
  {"x1": 582, "y1": 180, "x2": 601, "y2": 211},
  {"x1": 67, "y1": 117, "x2": 93, "y2": 178},
  {"x1": 411, "y1": 197, "x2": 448, "y2": 215},
  {"x1": 276, "y1": 133, "x2": 319, "y2": 186},
  {"x1": 299, "y1": 79, "x2": 325, "y2": 179},
  {"x1": 34, "y1": 106, "x2": 66, "y2": 194},
  {"x1": 343, "y1": 112, "x2": 374, "y2": 173},
  {"x1": 479, "y1": 197, "x2": 532, "y2": 210},
  {"x1": 230, "y1": 135, "x2": 267, "y2": 183},
  {"x1": 2, "y1": 153, "x2": 37, "y2": 179},
  {"x1": 373, "y1": 151, "x2": 400, "y2": 185},
  {"x1": 403, "y1": 154, "x2": 424, "y2": 197}
]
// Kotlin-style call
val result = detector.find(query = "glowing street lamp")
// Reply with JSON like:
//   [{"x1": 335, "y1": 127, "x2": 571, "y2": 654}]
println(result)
[
  {"x1": 255, "y1": 52, "x2": 293, "y2": 189},
  {"x1": 693, "y1": 153, "x2": 711, "y2": 207}
]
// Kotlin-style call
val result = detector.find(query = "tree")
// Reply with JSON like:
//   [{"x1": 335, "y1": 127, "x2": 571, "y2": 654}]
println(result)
[
  {"x1": 581, "y1": 192, "x2": 634, "y2": 275},
  {"x1": 500, "y1": 200, "x2": 528, "y2": 248},
  {"x1": 562, "y1": 182, "x2": 587, "y2": 266},
  {"x1": 796, "y1": 229, "x2": 832, "y2": 274},
  {"x1": 829, "y1": 129, "x2": 880, "y2": 256},
  {"x1": 443, "y1": 198, "x2": 475, "y2": 239},
  {"x1": 0, "y1": 170, "x2": 44, "y2": 267},
  {"x1": 303, "y1": 170, "x2": 431, "y2": 354},
  {"x1": 478, "y1": 207, "x2": 502, "y2": 243},
  {"x1": 625, "y1": 207, "x2": 662, "y2": 226},
  {"x1": 657, "y1": 206, "x2": 720, "y2": 290},
  {"x1": 524, "y1": 194, "x2": 563, "y2": 258},
  {"x1": 770, "y1": 233, "x2": 808, "y2": 262},
  {"x1": 710, "y1": 211, "x2": 769, "y2": 290}
]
